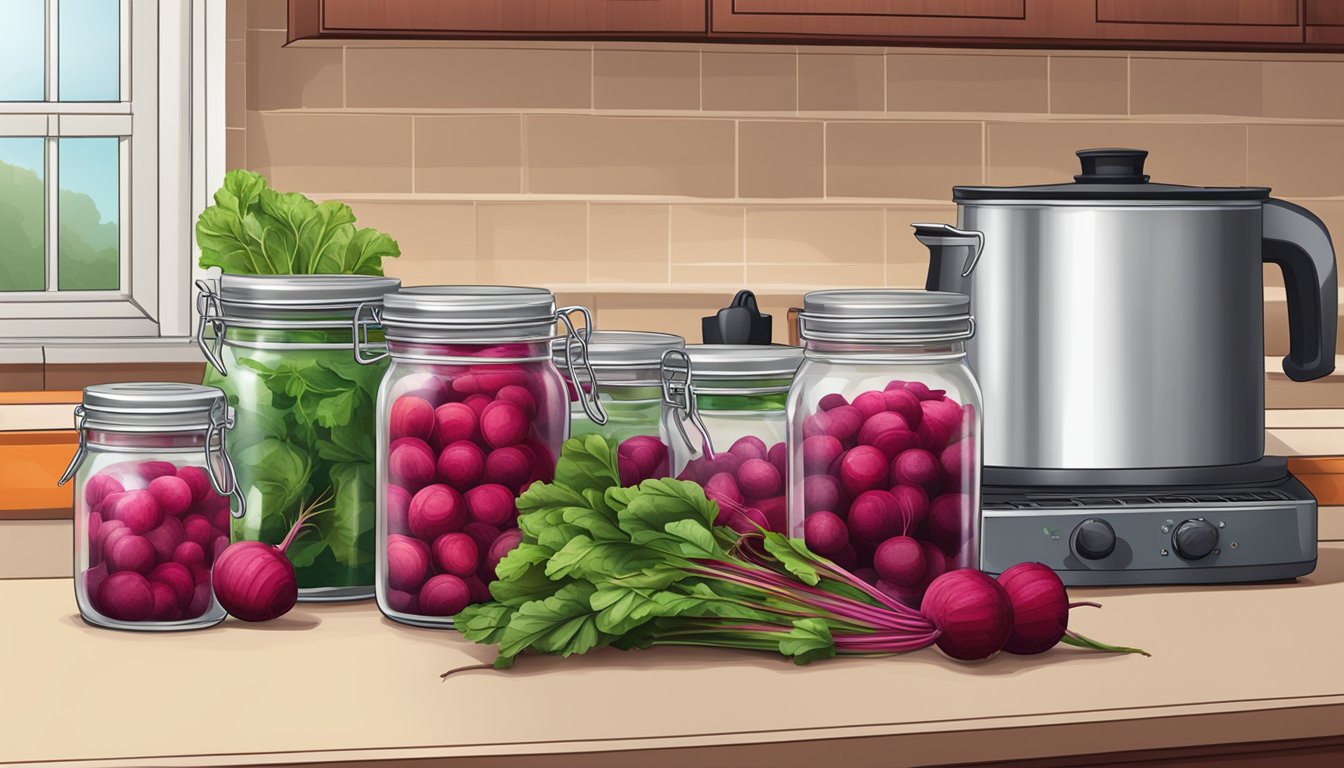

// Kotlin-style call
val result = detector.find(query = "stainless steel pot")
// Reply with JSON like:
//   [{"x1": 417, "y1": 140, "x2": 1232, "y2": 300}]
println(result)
[{"x1": 923, "y1": 148, "x2": 1337, "y2": 482}]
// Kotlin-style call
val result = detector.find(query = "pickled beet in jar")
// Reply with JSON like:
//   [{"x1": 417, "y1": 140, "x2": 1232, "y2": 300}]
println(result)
[
  {"x1": 788, "y1": 290, "x2": 983, "y2": 605},
  {"x1": 59, "y1": 383, "x2": 242, "y2": 631},
  {"x1": 361, "y1": 286, "x2": 604, "y2": 627},
  {"x1": 661, "y1": 344, "x2": 803, "y2": 534},
  {"x1": 555, "y1": 331, "x2": 682, "y2": 486}
]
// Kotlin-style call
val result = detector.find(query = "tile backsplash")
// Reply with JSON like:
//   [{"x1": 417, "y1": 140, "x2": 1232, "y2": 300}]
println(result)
[{"x1": 228, "y1": 3, "x2": 1344, "y2": 342}]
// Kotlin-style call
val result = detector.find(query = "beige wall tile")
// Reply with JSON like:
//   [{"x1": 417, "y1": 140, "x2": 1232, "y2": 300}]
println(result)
[
  {"x1": 670, "y1": 206, "x2": 744, "y2": 265},
  {"x1": 527, "y1": 116, "x2": 735, "y2": 197},
  {"x1": 346, "y1": 48, "x2": 591, "y2": 109},
  {"x1": 226, "y1": 127, "x2": 245, "y2": 170},
  {"x1": 227, "y1": 38, "x2": 245, "y2": 64},
  {"x1": 246, "y1": 30, "x2": 342, "y2": 110},
  {"x1": 1263, "y1": 62, "x2": 1344, "y2": 120},
  {"x1": 702, "y1": 51, "x2": 797, "y2": 111},
  {"x1": 1130, "y1": 58, "x2": 1262, "y2": 116},
  {"x1": 739, "y1": 121, "x2": 824, "y2": 199},
  {"x1": 798, "y1": 52, "x2": 884, "y2": 112},
  {"x1": 415, "y1": 116, "x2": 522, "y2": 194},
  {"x1": 987, "y1": 122, "x2": 1247, "y2": 187},
  {"x1": 227, "y1": 61, "x2": 246, "y2": 127},
  {"x1": 671, "y1": 264, "x2": 745, "y2": 286},
  {"x1": 345, "y1": 201, "x2": 476, "y2": 285},
  {"x1": 887, "y1": 54, "x2": 1047, "y2": 114},
  {"x1": 1050, "y1": 57, "x2": 1127, "y2": 115},
  {"x1": 227, "y1": 0, "x2": 246, "y2": 39},
  {"x1": 247, "y1": 0, "x2": 284, "y2": 30},
  {"x1": 594, "y1": 49, "x2": 699, "y2": 110},
  {"x1": 246, "y1": 112, "x2": 413, "y2": 192},
  {"x1": 592, "y1": 294, "x2": 717, "y2": 341},
  {"x1": 827, "y1": 122, "x2": 982, "y2": 199},
  {"x1": 746, "y1": 207, "x2": 884, "y2": 266},
  {"x1": 744, "y1": 262, "x2": 884, "y2": 289},
  {"x1": 1249, "y1": 125, "x2": 1344, "y2": 198},
  {"x1": 476, "y1": 203, "x2": 587, "y2": 285},
  {"x1": 590, "y1": 205, "x2": 671, "y2": 285},
  {"x1": 885, "y1": 205, "x2": 958, "y2": 288}
]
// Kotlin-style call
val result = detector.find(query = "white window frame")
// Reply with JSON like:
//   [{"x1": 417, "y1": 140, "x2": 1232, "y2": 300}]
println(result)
[{"x1": 0, "y1": 0, "x2": 224, "y2": 343}]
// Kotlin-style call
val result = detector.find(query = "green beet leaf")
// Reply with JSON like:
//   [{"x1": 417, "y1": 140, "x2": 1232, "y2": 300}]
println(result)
[
  {"x1": 235, "y1": 438, "x2": 312, "y2": 518},
  {"x1": 779, "y1": 619, "x2": 837, "y2": 665},
  {"x1": 326, "y1": 463, "x2": 375, "y2": 567},
  {"x1": 496, "y1": 582, "x2": 610, "y2": 662}
]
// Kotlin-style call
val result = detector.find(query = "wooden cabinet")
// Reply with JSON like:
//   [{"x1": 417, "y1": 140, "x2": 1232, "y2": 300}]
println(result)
[
  {"x1": 1084, "y1": 0, "x2": 1304, "y2": 45},
  {"x1": 706, "y1": 0, "x2": 1050, "y2": 43},
  {"x1": 1307, "y1": 0, "x2": 1344, "y2": 43},
  {"x1": 288, "y1": 0, "x2": 706, "y2": 41}
]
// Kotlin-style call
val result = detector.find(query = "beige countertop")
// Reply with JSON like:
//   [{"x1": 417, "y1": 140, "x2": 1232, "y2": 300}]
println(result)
[{"x1": 3, "y1": 546, "x2": 1343, "y2": 768}]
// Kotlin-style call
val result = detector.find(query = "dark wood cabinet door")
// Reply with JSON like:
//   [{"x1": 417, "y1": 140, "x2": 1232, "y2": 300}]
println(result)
[
  {"x1": 290, "y1": 0, "x2": 706, "y2": 41},
  {"x1": 1085, "y1": 0, "x2": 1304, "y2": 44},
  {"x1": 709, "y1": 0, "x2": 1051, "y2": 41},
  {"x1": 1306, "y1": 0, "x2": 1344, "y2": 43}
]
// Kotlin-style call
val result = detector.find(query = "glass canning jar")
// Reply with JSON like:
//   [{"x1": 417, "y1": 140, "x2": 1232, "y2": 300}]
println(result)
[
  {"x1": 554, "y1": 331, "x2": 683, "y2": 484},
  {"x1": 59, "y1": 383, "x2": 242, "y2": 631},
  {"x1": 357, "y1": 285, "x2": 604, "y2": 628},
  {"x1": 787, "y1": 290, "x2": 983, "y2": 606},
  {"x1": 661, "y1": 344, "x2": 803, "y2": 533},
  {"x1": 196, "y1": 274, "x2": 401, "y2": 601}
]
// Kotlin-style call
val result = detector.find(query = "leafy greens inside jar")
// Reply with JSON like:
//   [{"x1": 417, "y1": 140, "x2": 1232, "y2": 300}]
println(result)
[{"x1": 195, "y1": 170, "x2": 404, "y2": 600}]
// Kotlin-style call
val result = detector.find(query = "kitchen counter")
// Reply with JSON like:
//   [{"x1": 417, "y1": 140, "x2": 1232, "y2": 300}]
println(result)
[{"x1": 3, "y1": 547, "x2": 1343, "y2": 768}]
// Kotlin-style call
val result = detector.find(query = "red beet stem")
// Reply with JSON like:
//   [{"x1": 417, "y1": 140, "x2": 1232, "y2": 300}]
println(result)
[
  {"x1": 1069, "y1": 601, "x2": 1103, "y2": 609},
  {"x1": 277, "y1": 487, "x2": 333, "y2": 554}
]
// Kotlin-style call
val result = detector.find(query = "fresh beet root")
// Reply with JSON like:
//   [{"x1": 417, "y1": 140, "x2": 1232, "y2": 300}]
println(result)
[
  {"x1": 432, "y1": 532, "x2": 480, "y2": 577},
  {"x1": 803, "y1": 510, "x2": 848, "y2": 556},
  {"x1": 873, "y1": 536, "x2": 927, "y2": 587},
  {"x1": 418, "y1": 574, "x2": 471, "y2": 616},
  {"x1": 212, "y1": 505, "x2": 322, "y2": 623},
  {"x1": 387, "y1": 534, "x2": 431, "y2": 591},
  {"x1": 464, "y1": 484, "x2": 516, "y2": 527},
  {"x1": 997, "y1": 562, "x2": 1069, "y2": 655},
  {"x1": 436, "y1": 440, "x2": 485, "y2": 491},
  {"x1": 97, "y1": 571, "x2": 155, "y2": 622},
  {"x1": 920, "y1": 569, "x2": 1013, "y2": 661},
  {"x1": 408, "y1": 484, "x2": 467, "y2": 541},
  {"x1": 390, "y1": 396, "x2": 436, "y2": 442}
]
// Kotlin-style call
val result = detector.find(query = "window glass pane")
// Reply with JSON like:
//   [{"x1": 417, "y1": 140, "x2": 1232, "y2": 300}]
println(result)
[
  {"x1": 0, "y1": 0, "x2": 45, "y2": 101},
  {"x1": 0, "y1": 138, "x2": 46, "y2": 292},
  {"x1": 58, "y1": 0, "x2": 120, "y2": 101},
  {"x1": 58, "y1": 137, "x2": 119, "y2": 291}
]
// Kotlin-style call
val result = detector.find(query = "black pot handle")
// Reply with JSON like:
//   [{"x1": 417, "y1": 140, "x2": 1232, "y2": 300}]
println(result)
[{"x1": 1263, "y1": 199, "x2": 1337, "y2": 381}]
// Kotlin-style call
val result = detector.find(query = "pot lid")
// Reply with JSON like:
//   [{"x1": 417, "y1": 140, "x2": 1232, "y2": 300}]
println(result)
[
  {"x1": 80, "y1": 383, "x2": 231, "y2": 431},
  {"x1": 552, "y1": 331, "x2": 684, "y2": 370},
  {"x1": 953, "y1": 148, "x2": 1269, "y2": 203},
  {"x1": 682, "y1": 344, "x2": 803, "y2": 379},
  {"x1": 799, "y1": 289, "x2": 974, "y2": 343},
  {"x1": 381, "y1": 285, "x2": 558, "y2": 341}
]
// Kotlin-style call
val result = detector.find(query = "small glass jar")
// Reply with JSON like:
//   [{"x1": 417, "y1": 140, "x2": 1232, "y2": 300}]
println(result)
[
  {"x1": 555, "y1": 331, "x2": 682, "y2": 483},
  {"x1": 359, "y1": 286, "x2": 604, "y2": 628},
  {"x1": 197, "y1": 274, "x2": 400, "y2": 601},
  {"x1": 59, "y1": 383, "x2": 242, "y2": 631},
  {"x1": 661, "y1": 344, "x2": 803, "y2": 533},
  {"x1": 788, "y1": 290, "x2": 983, "y2": 605}
]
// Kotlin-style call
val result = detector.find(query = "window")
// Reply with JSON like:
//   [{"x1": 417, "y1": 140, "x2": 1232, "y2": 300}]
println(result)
[{"x1": 0, "y1": 0, "x2": 223, "y2": 341}]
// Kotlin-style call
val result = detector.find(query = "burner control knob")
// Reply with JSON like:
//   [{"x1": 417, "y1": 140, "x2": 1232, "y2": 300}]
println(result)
[
  {"x1": 1072, "y1": 518, "x2": 1116, "y2": 560},
  {"x1": 1172, "y1": 519, "x2": 1219, "y2": 560}
]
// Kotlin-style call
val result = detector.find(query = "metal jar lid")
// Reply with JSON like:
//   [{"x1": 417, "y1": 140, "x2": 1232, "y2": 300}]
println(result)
[
  {"x1": 78, "y1": 382, "x2": 232, "y2": 432},
  {"x1": 679, "y1": 344, "x2": 803, "y2": 379},
  {"x1": 203, "y1": 274, "x2": 402, "y2": 323},
  {"x1": 378, "y1": 285, "x2": 559, "y2": 343},
  {"x1": 552, "y1": 331, "x2": 684, "y2": 377},
  {"x1": 798, "y1": 289, "x2": 975, "y2": 343}
]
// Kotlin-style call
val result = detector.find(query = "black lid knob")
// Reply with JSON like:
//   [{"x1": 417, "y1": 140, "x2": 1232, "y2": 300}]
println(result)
[
  {"x1": 1075, "y1": 148, "x2": 1150, "y2": 184},
  {"x1": 1072, "y1": 518, "x2": 1117, "y2": 560},
  {"x1": 1172, "y1": 519, "x2": 1219, "y2": 561},
  {"x1": 702, "y1": 289, "x2": 772, "y2": 345}
]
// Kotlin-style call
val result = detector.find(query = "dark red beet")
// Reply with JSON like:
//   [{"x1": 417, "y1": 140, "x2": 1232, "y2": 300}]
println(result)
[
  {"x1": 699, "y1": 452, "x2": 743, "y2": 481},
  {"x1": 84, "y1": 473, "x2": 125, "y2": 509},
  {"x1": 803, "y1": 474, "x2": 843, "y2": 514},
  {"x1": 736, "y1": 459, "x2": 781, "y2": 499},
  {"x1": 847, "y1": 490, "x2": 900, "y2": 542},
  {"x1": 464, "y1": 575, "x2": 492, "y2": 603},
  {"x1": 802, "y1": 435, "x2": 843, "y2": 475},
  {"x1": 479, "y1": 401, "x2": 528, "y2": 449},
  {"x1": 848, "y1": 391, "x2": 884, "y2": 419},
  {"x1": 928, "y1": 493, "x2": 972, "y2": 553},
  {"x1": 495, "y1": 384, "x2": 537, "y2": 420},
  {"x1": 105, "y1": 532, "x2": 156, "y2": 575},
  {"x1": 463, "y1": 393, "x2": 492, "y2": 417},
  {"x1": 831, "y1": 543, "x2": 859, "y2": 570},
  {"x1": 484, "y1": 446, "x2": 533, "y2": 491},
  {"x1": 144, "y1": 518, "x2": 185, "y2": 562},
  {"x1": 484, "y1": 528, "x2": 523, "y2": 579},
  {"x1": 389, "y1": 438, "x2": 437, "y2": 490},
  {"x1": 522, "y1": 439, "x2": 556, "y2": 486},
  {"x1": 212, "y1": 507, "x2": 320, "y2": 623},
  {"x1": 408, "y1": 484, "x2": 467, "y2": 541},
  {"x1": 704, "y1": 472, "x2": 743, "y2": 510},
  {"x1": 803, "y1": 510, "x2": 849, "y2": 555},
  {"x1": 922, "y1": 397, "x2": 964, "y2": 438},
  {"x1": 183, "y1": 514, "x2": 214, "y2": 550},
  {"x1": 418, "y1": 574, "x2": 471, "y2": 616},
  {"x1": 386, "y1": 484, "x2": 412, "y2": 535},
  {"x1": 433, "y1": 402, "x2": 478, "y2": 447},
  {"x1": 387, "y1": 534, "x2": 431, "y2": 591},
  {"x1": 138, "y1": 461, "x2": 179, "y2": 483},
  {"x1": 922, "y1": 541, "x2": 948, "y2": 583},
  {"x1": 618, "y1": 436, "x2": 670, "y2": 483},
  {"x1": 998, "y1": 562, "x2": 1070, "y2": 655},
  {"x1": 463, "y1": 521, "x2": 502, "y2": 560},
  {"x1": 150, "y1": 582, "x2": 180, "y2": 621},
  {"x1": 109, "y1": 490, "x2": 163, "y2": 535},
  {"x1": 889, "y1": 484, "x2": 930, "y2": 535},
  {"x1": 750, "y1": 495, "x2": 787, "y2": 533},
  {"x1": 387, "y1": 588, "x2": 418, "y2": 613},
  {"x1": 437, "y1": 440, "x2": 485, "y2": 491},
  {"x1": 98, "y1": 571, "x2": 154, "y2": 621},
  {"x1": 172, "y1": 541, "x2": 205, "y2": 569},
  {"x1": 917, "y1": 414, "x2": 954, "y2": 451},
  {"x1": 941, "y1": 439, "x2": 971, "y2": 487},
  {"x1": 186, "y1": 582, "x2": 213, "y2": 618},
  {"x1": 920, "y1": 569, "x2": 1013, "y2": 661},
  {"x1": 465, "y1": 484, "x2": 516, "y2": 527},
  {"x1": 858, "y1": 411, "x2": 910, "y2": 446},
  {"x1": 869, "y1": 428, "x2": 921, "y2": 461},
  {"x1": 804, "y1": 405, "x2": 863, "y2": 442},
  {"x1": 818, "y1": 393, "x2": 849, "y2": 411},
  {"x1": 398, "y1": 373, "x2": 451, "y2": 406},
  {"x1": 873, "y1": 536, "x2": 927, "y2": 586},
  {"x1": 838, "y1": 446, "x2": 888, "y2": 497},
  {"x1": 176, "y1": 465, "x2": 214, "y2": 506},
  {"x1": 767, "y1": 441, "x2": 787, "y2": 480},
  {"x1": 149, "y1": 562, "x2": 195, "y2": 609},
  {"x1": 893, "y1": 449, "x2": 941, "y2": 495},
  {"x1": 433, "y1": 532, "x2": 480, "y2": 577},
  {"x1": 882, "y1": 387, "x2": 923, "y2": 429},
  {"x1": 390, "y1": 396, "x2": 436, "y2": 442},
  {"x1": 728, "y1": 435, "x2": 768, "y2": 463},
  {"x1": 84, "y1": 563, "x2": 108, "y2": 600},
  {"x1": 903, "y1": 381, "x2": 945, "y2": 401}
]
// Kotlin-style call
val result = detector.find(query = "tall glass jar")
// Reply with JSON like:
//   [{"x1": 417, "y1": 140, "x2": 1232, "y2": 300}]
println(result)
[
  {"x1": 661, "y1": 344, "x2": 803, "y2": 533},
  {"x1": 359, "y1": 286, "x2": 604, "y2": 628},
  {"x1": 196, "y1": 274, "x2": 400, "y2": 601},
  {"x1": 59, "y1": 383, "x2": 241, "y2": 631},
  {"x1": 788, "y1": 290, "x2": 983, "y2": 606},
  {"x1": 556, "y1": 331, "x2": 682, "y2": 486}
]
